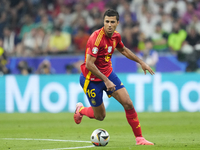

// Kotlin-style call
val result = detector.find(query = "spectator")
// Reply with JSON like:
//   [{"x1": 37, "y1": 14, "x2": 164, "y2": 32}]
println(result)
[
  {"x1": 65, "y1": 60, "x2": 84, "y2": 74},
  {"x1": 89, "y1": 15, "x2": 103, "y2": 34},
  {"x1": 35, "y1": 6, "x2": 53, "y2": 23},
  {"x1": 36, "y1": 15, "x2": 53, "y2": 34},
  {"x1": 7, "y1": 8, "x2": 19, "y2": 32},
  {"x1": 19, "y1": 14, "x2": 35, "y2": 39},
  {"x1": 157, "y1": 3, "x2": 164, "y2": 15},
  {"x1": 151, "y1": 22, "x2": 168, "y2": 53},
  {"x1": 121, "y1": 12, "x2": 136, "y2": 29},
  {"x1": 8, "y1": 0, "x2": 26, "y2": 17},
  {"x1": 160, "y1": 13, "x2": 173, "y2": 34},
  {"x1": 47, "y1": 26, "x2": 72, "y2": 55},
  {"x1": 189, "y1": 15, "x2": 200, "y2": 34},
  {"x1": 0, "y1": 0, "x2": 9, "y2": 13},
  {"x1": 194, "y1": 0, "x2": 200, "y2": 11},
  {"x1": 50, "y1": 0, "x2": 65, "y2": 18},
  {"x1": 36, "y1": 59, "x2": 55, "y2": 74},
  {"x1": 16, "y1": 27, "x2": 49, "y2": 57},
  {"x1": 73, "y1": 27, "x2": 90, "y2": 53},
  {"x1": 130, "y1": 23, "x2": 140, "y2": 53},
  {"x1": 131, "y1": 0, "x2": 159, "y2": 19},
  {"x1": 55, "y1": 5, "x2": 73, "y2": 33},
  {"x1": 17, "y1": 60, "x2": 32, "y2": 75},
  {"x1": 138, "y1": 32, "x2": 146, "y2": 51},
  {"x1": 176, "y1": 17, "x2": 187, "y2": 30},
  {"x1": 0, "y1": 38, "x2": 10, "y2": 75},
  {"x1": 168, "y1": 22, "x2": 187, "y2": 54},
  {"x1": 164, "y1": 0, "x2": 187, "y2": 17},
  {"x1": 17, "y1": 28, "x2": 38, "y2": 57},
  {"x1": 182, "y1": 2, "x2": 200, "y2": 25},
  {"x1": 117, "y1": 1, "x2": 137, "y2": 24},
  {"x1": 27, "y1": 0, "x2": 42, "y2": 14},
  {"x1": 178, "y1": 42, "x2": 198, "y2": 72},
  {"x1": 34, "y1": 27, "x2": 49, "y2": 55},
  {"x1": 117, "y1": 0, "x2": 131, "y2": 16},
  {"x1": 71, "y1": 3, "x2": 94, "y2": 29},
  {"x1": 72, "y1": 16, "x2": 90, "y2": 35},
  {"x1": 194, "y1": 42, "x2": 200, "y2": 67},
  {"x1": 89, "y1": 6, "x2": 101, "y2": 19},
  {"x1": 106, "y1": 0, "x2": 119, "y2": 10},
  {"x1": 121, "y1": 26, "x2": 136, "y2": 52},
  {"x1": 186, "y1": 26, "x2": 200, "y2": 47},
  {"x1": 64, "y1": 0, "x2": 78, "y2": 6},
  {"x1": 2, "y1": 26, "x2": 21, "y2": 56},
  {"x1": 139, "y1": 11, "x2": 161, "y2": 38},
  {"x1": 86, "y1": 0, "x2": 105, "y2": 12},
  {"x1": 137, "y1": 39, "x2": 159, "y2": 72},
  {"x1": 0, "y1": 12, "x2": 7, "y2": 38},
  {"x1": 170, "y1": 7, "x2": 179, "y2": 20}
]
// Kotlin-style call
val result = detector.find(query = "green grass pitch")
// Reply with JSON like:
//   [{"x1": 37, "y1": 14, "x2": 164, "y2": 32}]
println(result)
[{"x1": 0, "y1": 112, "x2": 200, "y2": 150}]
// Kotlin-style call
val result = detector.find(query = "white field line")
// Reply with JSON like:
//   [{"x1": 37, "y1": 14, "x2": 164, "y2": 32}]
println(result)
[
  {"x1": 42, "y1": 145, "x2": 95, "y2": 150},
  {"x1": 2, "y1": 138, "x2": 91, "y2": 143},
  {"x1": 1, "y1": 138, "x2": 94, "y2": 150}
]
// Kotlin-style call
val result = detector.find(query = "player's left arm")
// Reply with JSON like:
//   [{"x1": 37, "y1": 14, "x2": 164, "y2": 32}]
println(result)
[{"x1": 117, "y1": 46, "x2": 155, "y2": 75}]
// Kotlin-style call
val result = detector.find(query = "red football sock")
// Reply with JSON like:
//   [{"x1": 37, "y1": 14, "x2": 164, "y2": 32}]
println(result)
[
  {"x1": 80, "y1": 107, "x2": 95, "y2": 119},
  {"x1": 125, "y1": 108, "x2": 142, "y2": 137}
]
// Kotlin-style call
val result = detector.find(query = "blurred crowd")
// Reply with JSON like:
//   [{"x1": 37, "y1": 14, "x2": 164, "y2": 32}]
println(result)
[{"x1": 0, "y1": 0, "x2": 200, "y2": 75}]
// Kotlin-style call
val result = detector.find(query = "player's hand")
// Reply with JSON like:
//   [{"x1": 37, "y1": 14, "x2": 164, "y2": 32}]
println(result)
[
  {"x1": 104, "y1": 80, "x2": 116, "y2": 92},
  {"x1": 140, "y1": 62, "x2": 155, "y2": 75}
]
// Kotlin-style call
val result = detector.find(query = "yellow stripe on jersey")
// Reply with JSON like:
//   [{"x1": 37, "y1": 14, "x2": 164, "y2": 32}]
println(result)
[
  {"x1": 95, "y1": 29, "x2": 104, "y2": 47},
  {"x1": 114, "y1": 30, "x2": 119, "y2": 33},
  {"x1": 95, "y1": 30, "x2": 102, "y2": 46},
  {"x1": 83, "y1": 71, "x2": 92, "y2": 93},
  {"x1": 113, "y1": 39, "x2": 116, "y2": 49}
]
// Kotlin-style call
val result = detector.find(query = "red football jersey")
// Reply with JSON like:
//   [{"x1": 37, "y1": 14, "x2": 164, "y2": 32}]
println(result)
[{"x1": 81, "y1": 27, "x2": 124, "y2": 81}]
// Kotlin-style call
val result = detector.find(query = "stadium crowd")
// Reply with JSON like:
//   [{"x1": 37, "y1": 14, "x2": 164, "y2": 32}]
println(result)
[{"x1": 0, "y1": 0, "x2": 200, "y2": 74}]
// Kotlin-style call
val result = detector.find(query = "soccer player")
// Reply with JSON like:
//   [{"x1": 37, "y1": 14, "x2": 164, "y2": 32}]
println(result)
[{"x1": 74, "y1": 9, "x2": 154, "y2": 145}]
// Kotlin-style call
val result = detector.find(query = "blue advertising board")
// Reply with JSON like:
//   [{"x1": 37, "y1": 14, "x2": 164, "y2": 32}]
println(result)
[
  {"x1": 0, "y1": 73, "x2": 199, "y2": 113},
  {"x1": 7, "y1": 55, "x2": 188, "y2": 74}
]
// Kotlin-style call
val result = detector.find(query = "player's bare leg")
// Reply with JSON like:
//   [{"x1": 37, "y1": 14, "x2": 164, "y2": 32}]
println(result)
[
  {"x1": 111, "y1": 88, "x2": 154, "y2": 145},
  {"x1": 74, "y1": 102, "x2": 106, "y2": 124},
  {"x1": 91, "y1": 102, "x2": 106, "y2": 121}
]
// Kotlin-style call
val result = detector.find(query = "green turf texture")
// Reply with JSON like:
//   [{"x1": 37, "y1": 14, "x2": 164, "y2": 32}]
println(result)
[{"x1": 0, "y1": 112, "x2": 199, "y2": 150}]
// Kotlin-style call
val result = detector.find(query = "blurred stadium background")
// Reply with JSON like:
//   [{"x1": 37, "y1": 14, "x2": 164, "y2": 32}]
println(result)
[{"x1": 0, "y1": 0, "x2": 200, "y2": 113}]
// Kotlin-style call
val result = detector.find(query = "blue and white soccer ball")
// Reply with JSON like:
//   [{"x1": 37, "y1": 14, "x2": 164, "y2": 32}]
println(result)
[{"x1": 91, "y1": 129, "x2": 110, "y2": 146}]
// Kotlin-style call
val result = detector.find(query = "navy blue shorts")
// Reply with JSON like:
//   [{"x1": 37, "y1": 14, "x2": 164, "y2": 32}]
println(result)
[{"x1": 80, "y1": 71, "x2": 125, "y2": 107}]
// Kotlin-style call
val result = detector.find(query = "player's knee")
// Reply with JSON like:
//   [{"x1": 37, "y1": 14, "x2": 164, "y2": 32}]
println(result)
[
  {"x1": 95, "y1": 114, "x2": 106, "y2": 121},
  {"x1": 123, "y1": 100, "x2": 133, "y2": 110}
]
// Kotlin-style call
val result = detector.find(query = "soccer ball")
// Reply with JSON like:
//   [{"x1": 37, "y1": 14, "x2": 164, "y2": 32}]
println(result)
[{"x1": 91, "y1": 128, "x2": 110, "y2": 146}]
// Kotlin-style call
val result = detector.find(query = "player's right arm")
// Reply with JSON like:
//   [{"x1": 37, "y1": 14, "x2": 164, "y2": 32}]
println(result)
[
  {"x1": 86, "y1": 54, "x2": 116, "y2": 92},
  {"x1": 117, "y1": 46, "x2": 155, "y2": 75}
]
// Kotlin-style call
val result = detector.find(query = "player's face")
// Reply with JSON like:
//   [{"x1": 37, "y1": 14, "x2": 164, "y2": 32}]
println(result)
[{"x1": 104, "y1": 16, "x2": 119, "y2": 37}]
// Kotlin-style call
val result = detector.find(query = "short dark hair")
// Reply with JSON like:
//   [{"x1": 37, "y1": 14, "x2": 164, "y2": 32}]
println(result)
[{"x1": 103, "y1": 9, "x2": 119, "y2": 21}]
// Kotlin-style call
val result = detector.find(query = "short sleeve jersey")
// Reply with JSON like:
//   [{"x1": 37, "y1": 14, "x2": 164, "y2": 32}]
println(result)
[{"x1": 81, "y1": 27, "x2": 124, "y2": 81}]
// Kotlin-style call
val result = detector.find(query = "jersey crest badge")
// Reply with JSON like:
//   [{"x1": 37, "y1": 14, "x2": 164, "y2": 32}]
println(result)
[
  {"x1": 92, "y1": 47, "x2": 98, "y2": 54},
  {"x1": 104, "y1": 44, "x2": 107, "y2": 49},
  {"x1": 108, "y1": 46, "x2": 112, "y2": 53}
]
